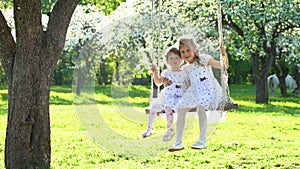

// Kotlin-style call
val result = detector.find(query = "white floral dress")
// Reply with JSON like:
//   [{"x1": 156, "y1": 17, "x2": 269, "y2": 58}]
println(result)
[
  {"x1": 176, "y1": 54, "x2": 222, "y2": 110},
  {"x1": 150, "y1": 69, "x2": 188, "y2": 112}
]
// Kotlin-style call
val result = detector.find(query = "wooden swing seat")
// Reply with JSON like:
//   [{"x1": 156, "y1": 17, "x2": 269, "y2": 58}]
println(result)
[{"x1": 145, "y1": 97, "x2": 238, "y2": 114}]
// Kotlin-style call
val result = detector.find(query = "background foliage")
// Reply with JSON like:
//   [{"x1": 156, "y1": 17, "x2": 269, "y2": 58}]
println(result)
[
  {"x1": 1, "y1": 0, "x2": 299, "y2": 94},
  {"x1": 0, "y1": 0, "x2": 126, "y2": 15}
]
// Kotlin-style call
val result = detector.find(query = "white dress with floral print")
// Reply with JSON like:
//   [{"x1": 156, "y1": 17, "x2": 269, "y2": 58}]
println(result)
[
  {"x1": 150, "y1": 69, "x2": 188, "y2": 112},
  {"x1": 175, "y1": 54, "x2": 222, "y2": 110}
]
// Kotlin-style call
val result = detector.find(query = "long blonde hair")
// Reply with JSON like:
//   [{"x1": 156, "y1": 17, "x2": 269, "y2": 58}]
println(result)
[{"x1": 178, "y1": 36, "x2": 204, "y2": 66}]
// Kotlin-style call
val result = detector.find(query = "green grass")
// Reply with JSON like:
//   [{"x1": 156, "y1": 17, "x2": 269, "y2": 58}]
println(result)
[{"x1": 0, "y1": 84, "x2": 299, "y2": 168}]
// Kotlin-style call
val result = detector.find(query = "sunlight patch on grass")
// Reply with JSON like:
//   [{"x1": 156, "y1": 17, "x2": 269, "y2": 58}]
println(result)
[
  {"x1": 235, "y1": 100, "x2": 265, "y2": 108},
  {"x1": 270, "y1": 101, "x2": 300, "y2": 108}
]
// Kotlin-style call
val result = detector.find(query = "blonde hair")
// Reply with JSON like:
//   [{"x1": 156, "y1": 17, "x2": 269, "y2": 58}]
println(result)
[{"x1": 178, "y1": 36, "x2": 203, "y2": 66}]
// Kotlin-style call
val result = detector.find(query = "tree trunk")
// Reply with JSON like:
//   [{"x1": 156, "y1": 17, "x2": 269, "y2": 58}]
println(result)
[
  {"x1": 115, "y1": 59, "x2": 120, "y2": 85},
  {"x1": 233, "y1": 60, "x2": 239, "y2": 84},
  {"x1": 274, "y1": 61, "x2": 289, "y2": 97},
  {"x1": 252, "y1": 39, "x2": 276, "y2": 103},
  {"x1": 278, "y1": 75, "x2": 288, "y2": 97},
  {"x1": 75, "y1": 51, "x2": 94, "y2": 95},
  {"x1": 0, "y1": 1, "x2": 78, "y2": 168},
  {"x1": 76, "y1": 68, "x2": 84, "y2": 95},
  {"x1": 252, "y1": 51, "x2": 269, "y2": 104},
  {"x1": 292, "y1": 66, "x2": 300, "y2": 87},
  {"x1": 5, "y1": 56, "x2": 52, "y2": 168},
  {"x1": 98, "y1": 59, "x2": 106, "y2": 85},
  {"x1": 254, "y1": 74, "x2": 269, "y2": 104},
  {"x1": 54, "y1": 66, "x2": 63, "y2": 85}
]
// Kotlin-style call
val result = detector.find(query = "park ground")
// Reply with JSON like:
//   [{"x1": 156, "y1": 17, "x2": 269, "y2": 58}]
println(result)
[{"x1": 0, "y1": 84, "x2": 299, "y2": 168}]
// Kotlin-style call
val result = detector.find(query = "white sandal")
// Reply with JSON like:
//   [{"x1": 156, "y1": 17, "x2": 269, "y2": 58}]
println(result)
[
  {"x1": 142, "y1": 129, "x2": 154, "y2": 138},
  {"x1": 191, "y1": 141, "x2": 207, "y2": 149},
  {"x1": 162, "y1": 131, "x2": 175, "y2": 142},
  {"x1": 168, "y1": 142, "x2": 184, "y2": 152}
]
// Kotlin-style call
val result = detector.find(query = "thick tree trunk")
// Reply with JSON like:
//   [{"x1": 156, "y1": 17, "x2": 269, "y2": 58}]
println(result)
[
  {"x1": 278, "y1": 75, "x2": 288, "y2": 97},
  {"x1": 252, "y1": 52, "x2": 270, "y2": 104},
  {"x1": 4, "y1": 1, "x2": 50, "y2": 168},
  {"x1": 5, "y1": 59, "x2": 52, "y2": 168},
  {"x1": 252, "y1": 40, "x2": 276, "y2": 103},
  {"x1": 0, "y1": 1, "x2": 78, "y2": 168},
  {"x1": 254, "y1": 74, "x2": 269, "y2": 104}
]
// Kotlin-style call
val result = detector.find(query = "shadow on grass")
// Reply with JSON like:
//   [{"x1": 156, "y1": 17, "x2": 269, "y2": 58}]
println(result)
[
  {"x1": 50, "y1": 96, "x2": 73, "y2": 105},
  {"x1": 73, "y1": 97, "x2": 149, "y2": 108},
  {"x1": 234, "y1": 104, "x2": 300, "y2": 116},
  {"x1": 1, "y1": 84, "x2": 298, "y2": 116}
]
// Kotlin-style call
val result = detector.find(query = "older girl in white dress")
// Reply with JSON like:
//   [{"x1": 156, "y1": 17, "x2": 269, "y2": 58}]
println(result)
[{"x1": 168, "y1": 36, "x2": 229, "y2": 151}]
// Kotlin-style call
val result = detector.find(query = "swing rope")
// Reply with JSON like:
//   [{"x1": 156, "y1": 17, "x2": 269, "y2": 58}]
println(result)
[
  {"x1": 157, "y1": 0, "x2": 161, "y2": 94},
  {"x1": 217, "y1": 0, "x2": 229, "y2": 100},
  {"x1": 146, "y1": 0, "x2": 161, "y2": 114},
  {"x1": 150, "y1": 0, "x2": 155, "y2": 100},
  {"x1": 217, "y1": 0, "x2": 238, "y2": 111},
  {"x1": 150, "y1": 0, "x2": 161, "y2": 99}
]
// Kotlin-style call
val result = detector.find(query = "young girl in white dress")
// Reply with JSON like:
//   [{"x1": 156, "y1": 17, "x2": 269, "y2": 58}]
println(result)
[
  {"x1": 168, "y1": 36, "x2": 229, "y2": 151},
  {"x1": 142, "y1": 46, "x2": 189, "y2": 142}
]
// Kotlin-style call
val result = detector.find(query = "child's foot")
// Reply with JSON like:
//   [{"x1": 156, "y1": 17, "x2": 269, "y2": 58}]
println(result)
[
  {"x1": 162, "y1": 131, "x2": 175, "y2": 142},
  {"x1": 191, "y1": 141, "x2": 207, "y2": 150},
  {"x1": 142, "y1": 129, "x2": 154, "y2": 138},
  {"x1": 168, "y1": 142, "x2": 184, "y2": 152}
]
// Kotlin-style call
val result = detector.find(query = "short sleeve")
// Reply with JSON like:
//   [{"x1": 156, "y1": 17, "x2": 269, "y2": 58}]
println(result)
[
  {"x1": 199, "y1": 54, "x2": 212, "y2": 66},
  {"x1": 181, "y1": 64, "x2": 189, "y2": 72}
]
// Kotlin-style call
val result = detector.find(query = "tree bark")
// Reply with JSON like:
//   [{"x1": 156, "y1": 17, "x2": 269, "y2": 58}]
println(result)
[
  {"x1": 115, "y1": 59, "x2": 120, "y2": 85},
  {"x1": 98, "y1": 59, "x2": 106, "y2": 85},
  {"x1": 252, "y1": 51, "x2": 269, "y2": 104},
  {"x1": 278, "y1": 75, "x2": 288, "y2": 96},
  {"x1": 76, "y1": 68, "x2": 84, "y2": 95},
  {"x1": 0, "y1": 0, "x2": 78, "y2": 168},
  {"x1": 292, "y1": 66, "x2": 300, "y2": 87},
  {"x1": 274, "y1": 60, "x2": 289, "y2": 97}
]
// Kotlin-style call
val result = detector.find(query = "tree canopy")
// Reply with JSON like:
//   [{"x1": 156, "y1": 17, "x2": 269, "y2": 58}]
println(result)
[{"x1": 0, "y1": 0, "x2": 126, "y2": 15}]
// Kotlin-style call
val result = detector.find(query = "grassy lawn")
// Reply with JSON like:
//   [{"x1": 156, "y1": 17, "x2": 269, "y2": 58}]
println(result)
[{"x1": 0, "y1": 84, "x2": 299, "y2": 168}]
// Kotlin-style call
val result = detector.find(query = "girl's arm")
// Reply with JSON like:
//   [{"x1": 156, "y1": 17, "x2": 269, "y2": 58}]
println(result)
[
  {"x1": 208, "y1": 46, "x2": 229, "y2": 69},
  {"x1": 151, "y1": 64, "x2": 163, "y2": 86}
]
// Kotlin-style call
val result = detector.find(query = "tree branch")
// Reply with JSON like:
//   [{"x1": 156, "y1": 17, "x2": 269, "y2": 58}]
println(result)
[
  {"x1": 253, "y1": 19, "x2": 270, "y2": 53},
  {"x1": 224, "y1": 14, "x2": 244, "y2": 37},
  {"x1": 262, "y1": 41, "x2": 276, "y2": 75},
  {"x1": 45, "y1": 0, "x2": 79, "y2": 67},
  {"x1": 273, "y1": 22, "x2": 297, "y2": 39},
  {"x1": 0, "y1": 11, "x2": 16, "y2": 79}
]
